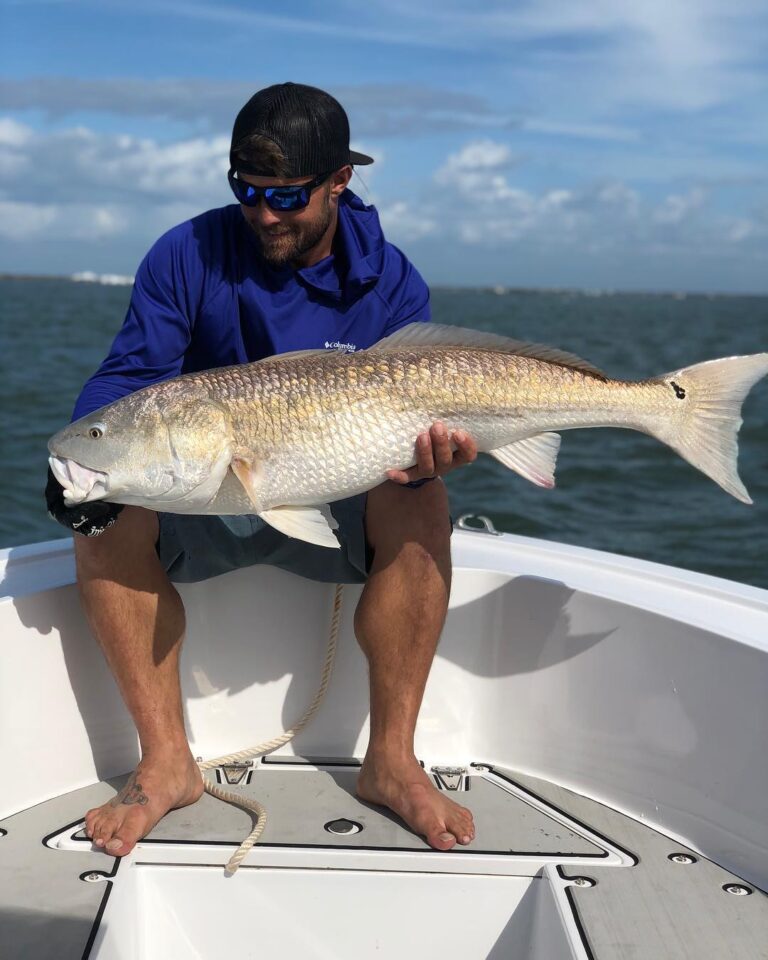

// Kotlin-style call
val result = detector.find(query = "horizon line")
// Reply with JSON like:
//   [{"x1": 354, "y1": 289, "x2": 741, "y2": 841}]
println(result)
[{"x1": 1, "y1": 271, "x2": 766, "y2": 300}]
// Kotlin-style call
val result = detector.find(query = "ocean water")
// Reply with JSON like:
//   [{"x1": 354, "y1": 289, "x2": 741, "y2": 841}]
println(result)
[{"x1": 1, "y1": 276, "x2": 766, "y2": 588}]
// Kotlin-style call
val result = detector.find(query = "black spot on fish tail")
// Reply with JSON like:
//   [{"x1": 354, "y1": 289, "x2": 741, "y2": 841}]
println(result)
[{"x1": 670, "y1": 380, "x2": 686, "y2": 399}]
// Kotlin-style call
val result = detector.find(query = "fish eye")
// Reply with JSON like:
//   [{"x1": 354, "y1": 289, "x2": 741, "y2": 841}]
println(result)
[{"x1": 88, "y1": 423, "x2": 106, "y2": 439}]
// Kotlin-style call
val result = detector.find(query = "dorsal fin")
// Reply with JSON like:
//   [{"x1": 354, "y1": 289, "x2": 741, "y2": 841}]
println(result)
[
  {"x1": 368, "y1": 322, "x2": 607, "y2": 380},
  {"x1": 266, "y1": 348, "x2": 329, "y2": 363}
]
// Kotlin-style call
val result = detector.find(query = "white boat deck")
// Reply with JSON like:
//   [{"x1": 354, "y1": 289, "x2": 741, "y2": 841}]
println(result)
[{"x1": 2, "y1": 757, "x2": 766, "y2": 959}]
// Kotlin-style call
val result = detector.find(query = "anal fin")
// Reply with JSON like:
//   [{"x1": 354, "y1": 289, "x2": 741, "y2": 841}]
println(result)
[
  {"x1": 489, "y1": 433, "x2": 561, "y2": 488},
  {"x1": 260, "y1": 504, "x2": 341, "y2": 549}
]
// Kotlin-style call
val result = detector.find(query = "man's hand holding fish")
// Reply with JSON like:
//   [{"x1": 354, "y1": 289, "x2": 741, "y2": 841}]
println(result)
[{"x1": 387, "y1": 422, "x2": 479, "y2": 486}]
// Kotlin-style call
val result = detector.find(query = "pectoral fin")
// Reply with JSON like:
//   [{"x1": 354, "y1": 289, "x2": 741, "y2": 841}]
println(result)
[
  {"x1": 230, "y1": 457, "x2": 340, "y2": 548},
  {"x1": 489, "y1": 433, "x2": 561, "y2": 488},
  {"x1": 230, "y1": 457, "x2": 262, "y2": 507},
  {"x1": 259, "y1": 504, "x2": 341, "y2": 549}
]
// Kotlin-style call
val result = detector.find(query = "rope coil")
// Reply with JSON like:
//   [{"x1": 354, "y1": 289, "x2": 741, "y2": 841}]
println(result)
[{"x1": 197, "y1": 583, "x2": 344, "y2": 874}]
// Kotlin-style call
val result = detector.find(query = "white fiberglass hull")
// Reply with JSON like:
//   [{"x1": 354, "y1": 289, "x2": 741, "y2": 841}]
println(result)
[{"x1": 1, "y1": 527, "x2": 767, "y2": 958}]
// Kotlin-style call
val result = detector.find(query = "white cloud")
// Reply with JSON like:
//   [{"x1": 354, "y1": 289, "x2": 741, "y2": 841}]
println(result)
[
  {"x1": 422, "y1": 143, "x2": 756, "y2": 263},
  {"x1": 593, "y1": 182, "x2": 640, "y2": 218},
  {"x1": 0, "y1": 119, "x2": 32, "y2": 178},
  {"x1": 0, "y1": 122, "x2": 232, "y2": 244},
  {"x1": 0, "y1": 120, "x2": 230, "y2": 198},
  {"x1": 0, "y1": 201, "x2": 58, "y2": 240},
  {"x1": 0, "y1": 118, "x2": 32, "y2": 147},
  {"x1": 728, "y1": 219, "x2": 754, "y2": 243},
  {"x1": 435, "y1": 139, "x2": 515, "y2": 180},
  {"x1": 73, "y1": 133, "x2": 230, "y2": 197},
  {"x1": 378, "y1": 201, "x2": 437, "y2": 241},
  {"x1": 433, "y1": 140, "x2": 528, "y2": 212},
  {"x1": 653, "y1": 188, "x2": 707, "y2": 224},
  {"x1": 431, "y1": 141, "x2": 643, "y2": 247},
  {"x1": 521, "y1": 119, "x2": 640, "y2": 143},
  {"x1": 0, "y1": 110, "x2": 764, "y2": 290},
  {"x1": 151, "y1": 1, "x2": 460, "y2": 50},
  {"x1": 0, "y1": 200, "x2": 128, "y2": 241},
  {"x1": 370, "y1": 0, "x2": 768, "y2": 122},
  {"x1": 725, "y1": 213, "x2": 768, "y2": 245}
]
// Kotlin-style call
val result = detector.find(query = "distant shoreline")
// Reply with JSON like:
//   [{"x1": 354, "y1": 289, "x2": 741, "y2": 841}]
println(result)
[{"x1": 1, "y1": 272, "x2": 766, "y2": 299}]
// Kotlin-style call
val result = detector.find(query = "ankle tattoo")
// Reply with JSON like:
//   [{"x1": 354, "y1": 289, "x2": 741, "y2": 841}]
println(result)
[{"x1": 110, "y1": 774, "x2": 149, "y2": 807}]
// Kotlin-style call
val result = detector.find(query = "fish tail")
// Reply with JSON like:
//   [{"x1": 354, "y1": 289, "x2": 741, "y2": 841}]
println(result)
[{"x1": 650, "y1": 353, "x2": 768, "y2": 503}]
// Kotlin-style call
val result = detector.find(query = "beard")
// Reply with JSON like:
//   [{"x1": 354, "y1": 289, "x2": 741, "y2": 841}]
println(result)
[{"x1": 248, "y1": 191, "x2": 335, "y2": 268}]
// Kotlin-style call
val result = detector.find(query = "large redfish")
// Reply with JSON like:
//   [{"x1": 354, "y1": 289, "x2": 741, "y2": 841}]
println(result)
[{"x1": 48, "y1": 323, "x2": 768, "y2": 547}]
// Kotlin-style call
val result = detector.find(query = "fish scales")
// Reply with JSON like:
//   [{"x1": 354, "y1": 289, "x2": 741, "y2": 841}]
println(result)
[
  {"x1": 179, "y1": 348, "x2": 659, "y2": 510},
  {"x1": 47, "y1": 322, "x2": 768, "y2": 540}
]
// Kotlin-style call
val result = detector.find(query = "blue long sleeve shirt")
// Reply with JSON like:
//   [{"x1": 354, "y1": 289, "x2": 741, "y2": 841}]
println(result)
[{"x1": 73, "y1": 190, "x2": 430, "y2": 420}]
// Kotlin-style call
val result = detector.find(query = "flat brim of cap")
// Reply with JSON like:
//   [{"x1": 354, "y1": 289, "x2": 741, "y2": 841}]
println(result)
[{"x1": 349, "y1": 149, "x2": 374, "y2": 166}]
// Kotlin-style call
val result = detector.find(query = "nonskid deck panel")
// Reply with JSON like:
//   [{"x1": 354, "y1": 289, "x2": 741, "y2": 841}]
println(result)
[
  {"x1": 509, "y1": 767, "x2": 768, "y2": 960},
  {"x1": 2, "y1": 760, "x2": 766, "y2": 959},
  {"x1": 68, "y1": 760, "x2": 607, "y2": 858}
]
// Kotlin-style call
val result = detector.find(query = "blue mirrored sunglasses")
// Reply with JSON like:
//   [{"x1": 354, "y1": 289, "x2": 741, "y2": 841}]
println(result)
[{"x1": 228, "y1": 169, "x2": 331, "y2": 212}]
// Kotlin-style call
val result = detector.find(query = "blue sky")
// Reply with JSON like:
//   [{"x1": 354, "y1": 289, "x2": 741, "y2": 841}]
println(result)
[{"x1": 1, "y1": 0, "x2": 767, "y2": 292}]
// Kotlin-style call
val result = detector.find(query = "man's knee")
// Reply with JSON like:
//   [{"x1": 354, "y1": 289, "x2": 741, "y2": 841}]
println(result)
[
  {"x1": 74, "y1": 506, "x2": 160, "y2": 576},
  {"x1": 366, "y1": 479, "x2": 451, "y2": 556}
]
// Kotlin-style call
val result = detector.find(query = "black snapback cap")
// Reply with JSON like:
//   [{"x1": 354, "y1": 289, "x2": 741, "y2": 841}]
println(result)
[{"x1": 230, "y1": 82, "x2": 374, "y2": 178}]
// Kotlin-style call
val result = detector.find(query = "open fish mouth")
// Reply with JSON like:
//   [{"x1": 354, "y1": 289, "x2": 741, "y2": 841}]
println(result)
[{"x1": 49, "y1": 456, "x2": 109, "y2": 506}]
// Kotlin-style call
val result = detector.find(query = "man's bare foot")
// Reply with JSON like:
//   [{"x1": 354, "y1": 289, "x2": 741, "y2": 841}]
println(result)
[
  {"x1": 356, "y1": 753, "x2": 475, "y2": 851},
  {"x1": 84, "y1": 747, "x2": 204, "y2": 856}
]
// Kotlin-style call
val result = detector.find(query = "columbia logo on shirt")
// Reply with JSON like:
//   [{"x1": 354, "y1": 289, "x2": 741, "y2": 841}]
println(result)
[{"x1": 324, "y1": 340, "x2": 357, "y2": 353}]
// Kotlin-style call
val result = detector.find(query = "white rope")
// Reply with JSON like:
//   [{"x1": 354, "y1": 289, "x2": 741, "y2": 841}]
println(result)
[{"x1": 197, "y1": 583, "x2": 344, "y2": 874}]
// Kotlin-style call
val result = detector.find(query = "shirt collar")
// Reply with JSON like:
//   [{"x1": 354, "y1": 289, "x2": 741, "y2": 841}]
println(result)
[{"x1": 296, "y1": 190, "x2": 385, "y2": 301}]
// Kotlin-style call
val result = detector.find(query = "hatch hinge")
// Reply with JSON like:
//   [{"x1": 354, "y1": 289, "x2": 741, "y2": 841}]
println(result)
[
  {"x1": 431, "y1": 766, "x2": 469, "y2": 791},
  {"x1": 219, "y1": 761, "x2": 254, "y2": 785}
]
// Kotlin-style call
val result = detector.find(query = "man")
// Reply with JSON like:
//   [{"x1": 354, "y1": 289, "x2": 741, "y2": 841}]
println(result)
[{"x1": 46, "y1": 82, "x2": 478, "y2": 856}]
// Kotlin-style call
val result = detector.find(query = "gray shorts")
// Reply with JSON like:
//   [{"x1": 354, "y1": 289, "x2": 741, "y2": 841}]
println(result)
[{"x1": 156, "y1": 493, "x2": 370, "y2": 585}]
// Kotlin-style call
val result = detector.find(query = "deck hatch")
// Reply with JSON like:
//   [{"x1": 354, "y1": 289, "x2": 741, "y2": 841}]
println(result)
[{"x1": 125, "y1": 762, "x2": 609, "y2": 857}]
